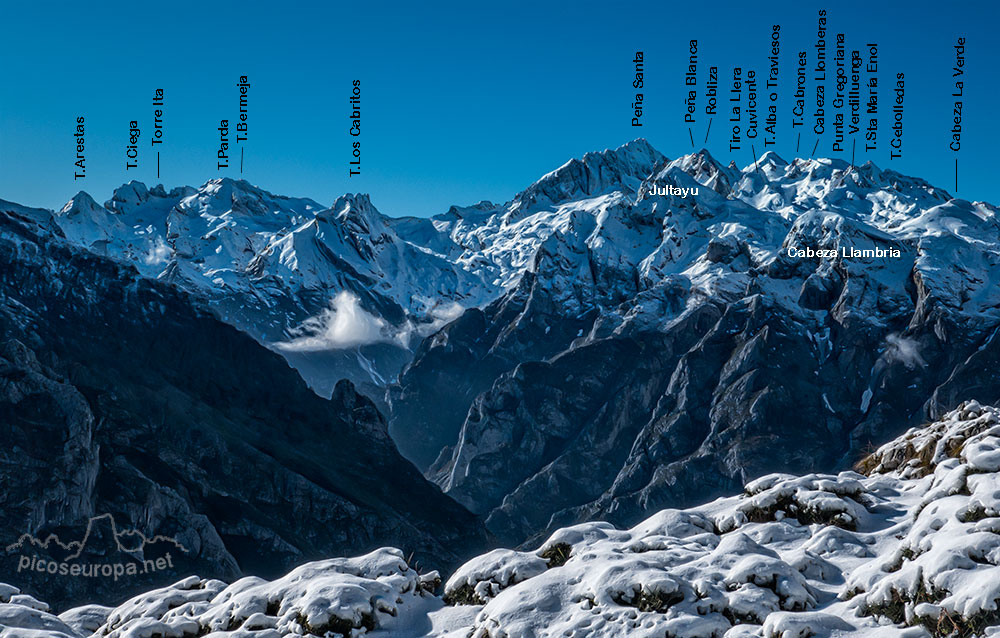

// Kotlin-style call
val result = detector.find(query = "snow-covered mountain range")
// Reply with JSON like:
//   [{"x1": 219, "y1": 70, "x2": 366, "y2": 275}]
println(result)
[
  {"x1": 6, "y1": 401, "x2": 1000, "y2": 637},
  {"x1": 45, "y1": 141, "x2": 667, "y2": 400},
  {"x1": 21, "y1": 139, "x2": 1000, "y2": 550}
]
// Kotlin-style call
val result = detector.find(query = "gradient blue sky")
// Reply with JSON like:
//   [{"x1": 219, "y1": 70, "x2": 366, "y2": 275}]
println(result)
[{"x1": 1, "y1": 0, "x2": 996, "y2": 217}]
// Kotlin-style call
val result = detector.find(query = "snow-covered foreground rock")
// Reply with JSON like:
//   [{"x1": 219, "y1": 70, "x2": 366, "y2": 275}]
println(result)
[{"x1": 6, "y1": 402, "x2": 1000, "y2": 637}]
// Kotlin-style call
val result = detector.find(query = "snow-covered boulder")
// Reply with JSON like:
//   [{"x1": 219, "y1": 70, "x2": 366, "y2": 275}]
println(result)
[{"x1": 0, "y1": 584, "x2": 80, "y2": 638}]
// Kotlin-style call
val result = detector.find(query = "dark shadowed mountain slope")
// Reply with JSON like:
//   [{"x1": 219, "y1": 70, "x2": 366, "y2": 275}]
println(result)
[{"x1": 0, "y1": 206, "x2": 488, "y2": 609}]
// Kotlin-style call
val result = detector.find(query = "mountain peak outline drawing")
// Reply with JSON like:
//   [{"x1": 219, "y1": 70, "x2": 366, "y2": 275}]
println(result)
[{"x1": 5, "y1": 513, "x2": 189, "y2": 560}]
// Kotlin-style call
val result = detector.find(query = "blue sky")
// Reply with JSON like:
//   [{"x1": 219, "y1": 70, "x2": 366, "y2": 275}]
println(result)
[{"x1": 1, "y1": 0, "x2": 996, "y2": 217}]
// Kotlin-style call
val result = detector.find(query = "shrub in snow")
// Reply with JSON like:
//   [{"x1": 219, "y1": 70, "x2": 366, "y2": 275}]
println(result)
[
  {"x1": 444, "y1": 548, "x2": 550, "y2": 605},
  {"x1": 847, "y1": 403, "x2": 1000, "y2": 637},
  {"x1": 718, "y1": 472, "x2": 871, "y2": 532}
]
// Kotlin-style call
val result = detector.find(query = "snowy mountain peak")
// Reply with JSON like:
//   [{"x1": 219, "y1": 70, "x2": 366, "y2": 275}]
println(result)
[
  {"x1": 105, "y1": 180, "x2": 150, "y2": 212},
  {"x1": 507, "y1": 139, "x2": 665, "y2": 219},
  {"x1": 50, "y1": 192, "x2": 138, "y2": 258},
  {"x1": 57, "y1": 191, "x2": 102, "y2": 217},
  {"x1": 756, "y1": 149, "x2": 788, "y2": 166},
  {"x1": 13, "y1": 140, "x2": 1000, "y2": 422},
  {"x1": 581, "y1": 137, "x2": 663, "y2": 168},
  {"x1": 328, "y1": 192, "x2": 377, "y2": 221},
  {"x1": 103, "y1": 180, "x2": 191, "y2": 214},
  {"x1": 662, "y1": 148, "x2": 736, "y2": 195},
  {"x1": 670, "y1": 147, "x2": 719, "y2": 168},
  {"x1": 313, "y1": 193, "x2": 393, "y2": 245},
  {"x1": 176, "y1": 177, "x2": 322, "y2": 222},
  {"x1": 443, "y1": 200, "x2": 501, "y2": 220},
  {"x1": 185, "y1": 178, "x2": 263, "y2": 215},
  {"x1": 201, "y1": 176, "x2": 252, "y2": 191}
]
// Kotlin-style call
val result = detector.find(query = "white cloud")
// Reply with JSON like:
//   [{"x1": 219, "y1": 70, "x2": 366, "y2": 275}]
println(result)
[
  {"x1": 276, "y1": 293, "x2": 469, "y2": 352},
  {"x1": 391, "y1": 300, "x2": 466, "y2": 344},
  {"x1": 143, "y1": 237, "x2": 171, "y2": 266},
  {"x1": 277, "y1": 291, "x2": 395, "y2": 351},
  {"x1": 418, "y1": 301, "x2": 465, "y2": 336},
  {"x1": 885, "y1": 333, "x2": 926, "y2": 369}
]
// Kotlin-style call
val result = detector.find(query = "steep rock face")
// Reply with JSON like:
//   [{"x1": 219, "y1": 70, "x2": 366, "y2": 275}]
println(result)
[
  {"x1": 0, "y1": 209, "x2": 488, "y2": 609},
  {"x1": 391, "y1": 270, "x2": 598, "y2": 471},
  {"x1": 436, "y1": 317, "x2": 715, "y2": 546},
  {"x1": 0, "y1": 340, "x2": 100, "y2": 538}
]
